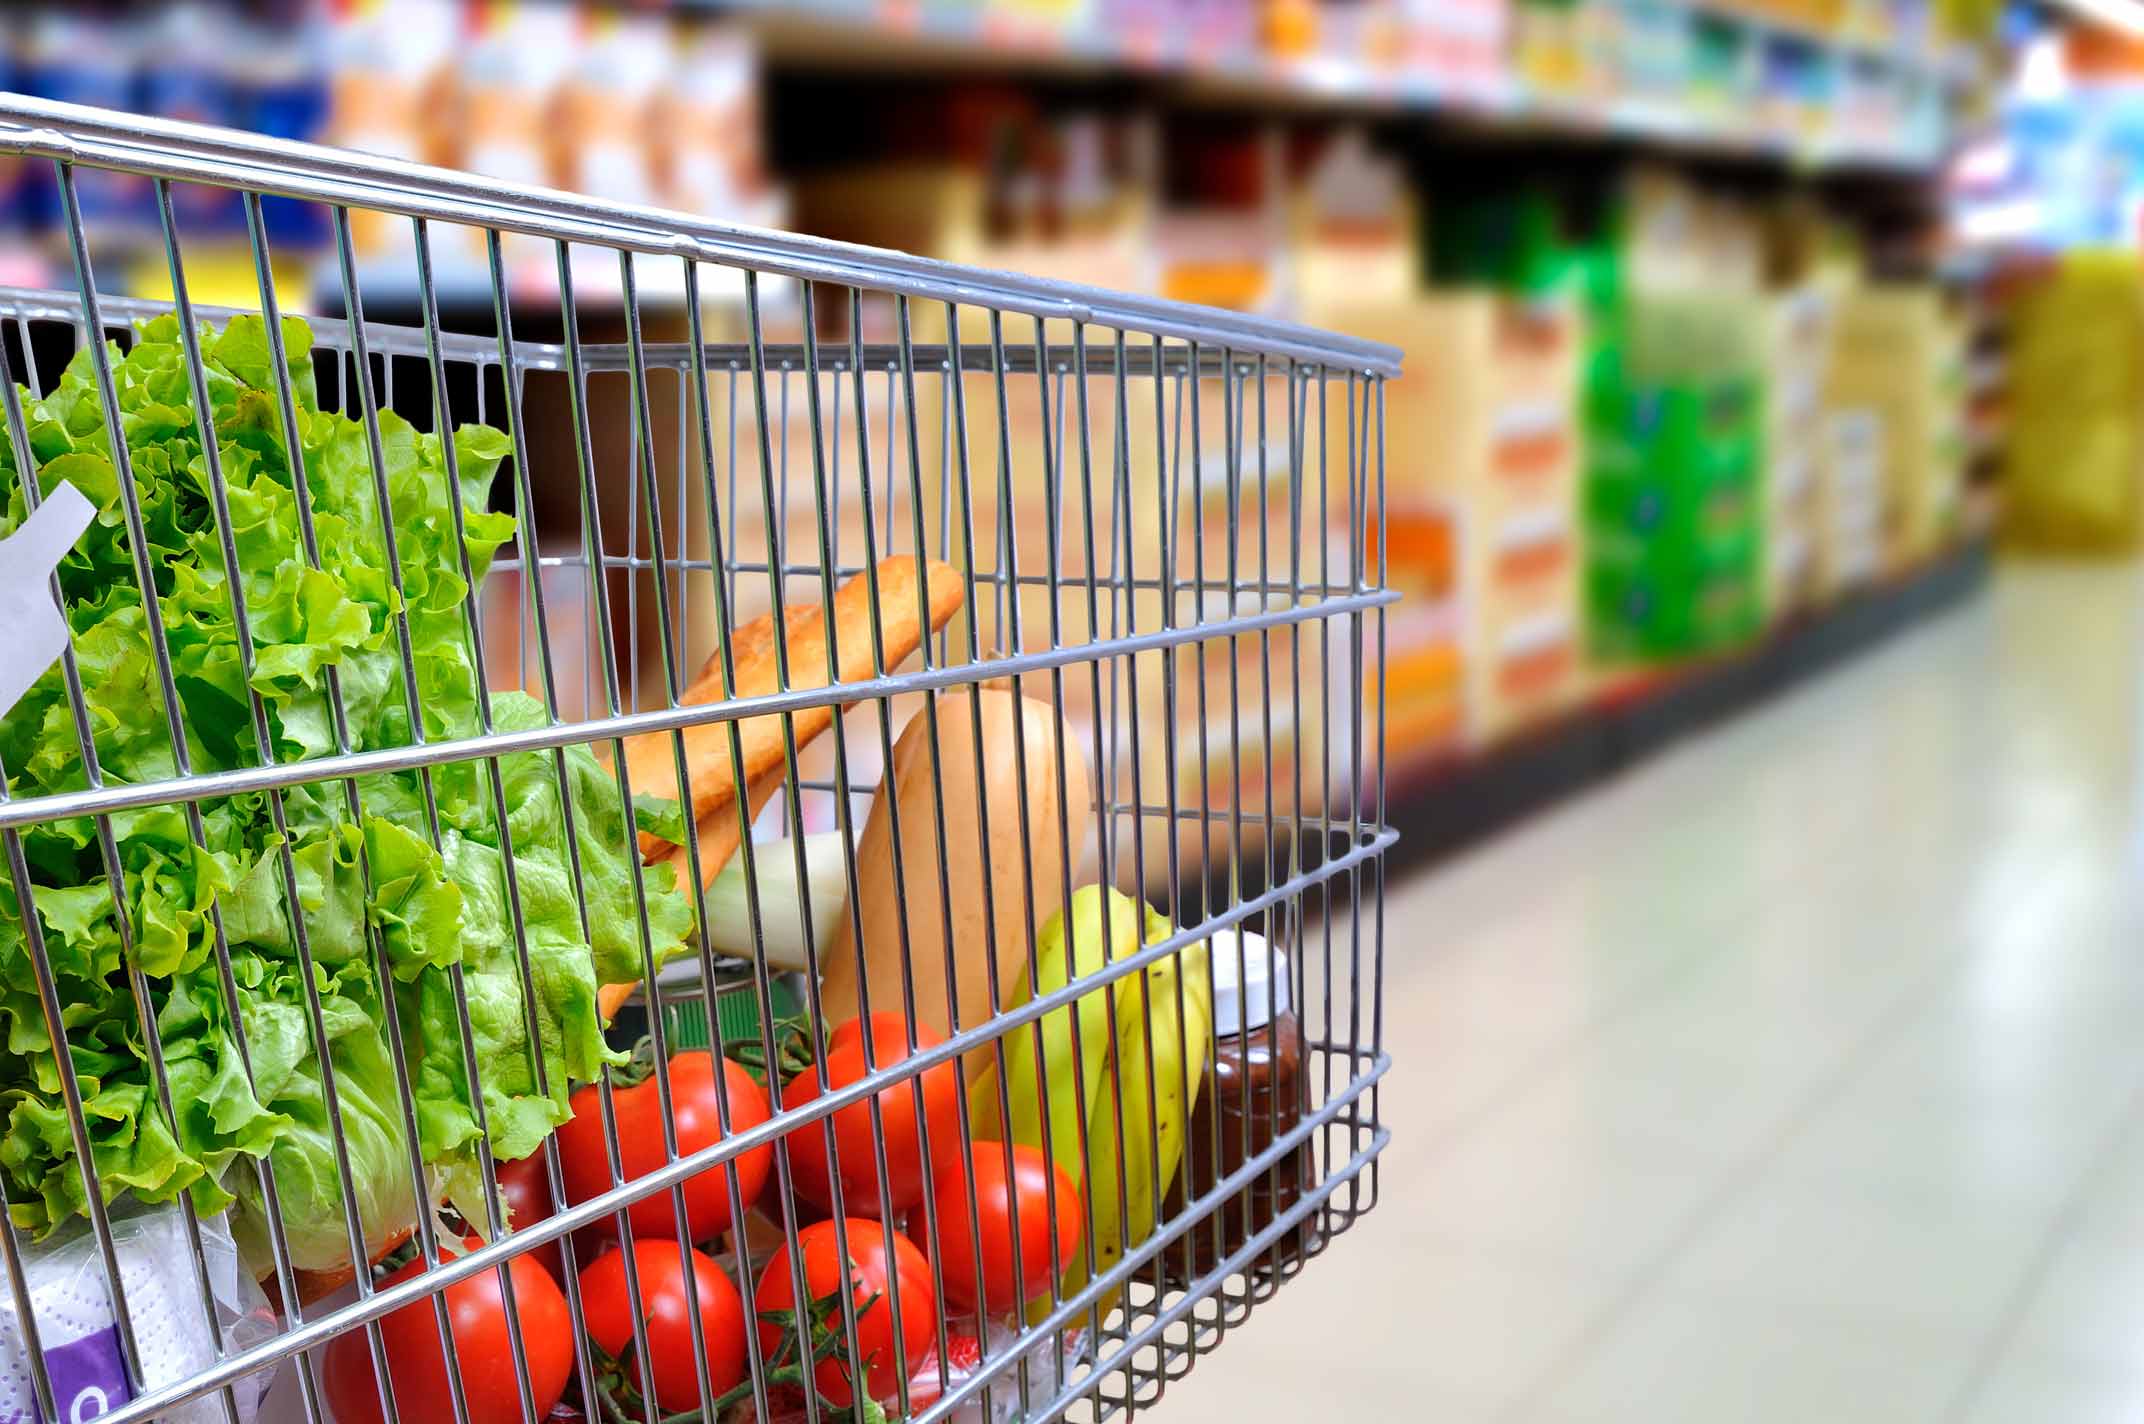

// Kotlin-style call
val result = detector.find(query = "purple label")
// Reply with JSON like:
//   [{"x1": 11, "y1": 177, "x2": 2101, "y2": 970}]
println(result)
[{"x1": 28, "y1": 1327, "x2": 131, "y2": 1424}]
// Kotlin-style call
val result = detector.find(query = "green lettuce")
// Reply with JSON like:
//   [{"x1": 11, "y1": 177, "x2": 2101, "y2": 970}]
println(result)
[{"x1": 0, "y1": 314, "x2": 693, "y2": 1271}]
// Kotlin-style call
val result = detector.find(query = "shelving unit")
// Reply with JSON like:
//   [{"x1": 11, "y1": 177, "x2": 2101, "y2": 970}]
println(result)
[{"x1": 734, "y1": 0, "x2": 1980, "y2": 171}]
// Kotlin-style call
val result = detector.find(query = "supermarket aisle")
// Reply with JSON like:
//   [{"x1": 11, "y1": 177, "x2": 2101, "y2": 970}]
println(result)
[{"x1": 1163, "y1": 560, "x2": 2144, "y2": 1423}]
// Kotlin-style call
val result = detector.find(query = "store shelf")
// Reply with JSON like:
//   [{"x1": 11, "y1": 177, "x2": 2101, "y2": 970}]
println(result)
[
  {"x1": 1379, "y1": 534, "x2": 1992, "y2": 873},
  {"x1": 732, "y1": 0, "x2": 1976, "y2": 173}
]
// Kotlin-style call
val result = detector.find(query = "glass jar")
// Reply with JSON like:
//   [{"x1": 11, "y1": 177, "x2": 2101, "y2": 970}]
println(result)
[{"x1": 1161, "y1": 926, "x2": 1306, "y2": 1288}]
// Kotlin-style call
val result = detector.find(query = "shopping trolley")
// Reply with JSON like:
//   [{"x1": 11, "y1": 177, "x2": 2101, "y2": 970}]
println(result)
[{"x1": 0, "y1": 94, "x2": 1396, "y2": 1424}]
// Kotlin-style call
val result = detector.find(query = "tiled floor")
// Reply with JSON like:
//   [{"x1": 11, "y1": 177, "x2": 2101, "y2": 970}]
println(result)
[{"x1": 1160, "y1": 560, "x2": 2144, "y2": 1422}]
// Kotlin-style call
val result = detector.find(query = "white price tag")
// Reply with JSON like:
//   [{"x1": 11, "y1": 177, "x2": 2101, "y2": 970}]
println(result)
[{"x1": 0, "y1": 480, "x2": 94, "y2": 718}]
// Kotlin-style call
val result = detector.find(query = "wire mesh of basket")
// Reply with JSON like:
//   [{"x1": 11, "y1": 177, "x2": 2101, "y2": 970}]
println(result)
[{"x1": 0, "y1": 94, "x2": 1396, "y2": 1424}]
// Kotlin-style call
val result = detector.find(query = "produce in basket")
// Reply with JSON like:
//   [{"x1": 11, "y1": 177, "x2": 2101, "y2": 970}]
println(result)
[
  {"x1": 319, "y1": 1239, "x2": 573, "y2": 1424},
  {"x1": 968, "y1": 886, "x2": 1211, "y2": 1316},
  {"x1": 926, "y1": 1142, "x2": 1084, "y2": 1314},
  {"x1": 555, "y1": 1050, "x2": 772, "y2": 1243},
  {"x1": 752, "y1": 1217, "x2": 935, "y2": 1409},
  {"x1": 817, "y1": 687, "x2": 1089, "y2": 1083},
  {"x1": 625, "y1": 554, "x2": 965, "y2": 866},
  {"x1": 579, "y1": 1238, "x2": 749, "y2": 1410},
  {"x1": 0, "y1": 314, "x2": 693, "y2": 1282},
  {"x1": 780, "y1": 1011, "x2": 962, "y2": 1214},
  {"x1": 591, "y1": 554, "x2": 965, "y2": 1020}
]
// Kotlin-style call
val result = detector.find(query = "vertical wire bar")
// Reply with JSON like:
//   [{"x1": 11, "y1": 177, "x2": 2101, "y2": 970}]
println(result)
[
  {"x1": 1252, "y1": 354, "x2": 1283, "y2": 1303},
  {"x1": 486, "y1": 231, "x2": 639, "y2": 1420},
  {"x1": 1219, "y1": 350, "x2": 1252, "y2": 1327},
  {"x1": 673, "y1": 363, "x2": 692, "y2": 681},
  {"x1": 981, "y1": 315, "x2": 1067, "y2": 1389},
  {"x1": 1184, "y1": 344, "x2": 1228, "y2": 1336},
  {"x1": 614, "y1": 248, "x2": 723, "y2": 1418},
  {"x1": 1074, "y1": 322, "x2": 1162, "y2": 1409},
  {"x1": 1344, "y1": 370, "x2": 1370, "y2": 1222},
  {"x1": 1151, "y1": 340, "x2": 1201, "y2": 1363},
  {"x1": 1314, "y1": 364, "x2": 1338, "y2": 1254},
  {"x1": 679, "y1": 256, "x2": 781, "y2": 1424},
  {"x1": 1282, "y1": 360, "x2": 1313, "y2": 1281},
  {"x1": 739, "y1": 272, "x2": 865, "y2": 1424},
  {"x1": 944, "y1": 308, "x2": 1028, "y2": 1422},
  {"x1": 39, "y1": 169, "x2": 165, "y2": 1405},
  {"x1": 0, "y1": 308, "x2": 244, "y2": 1424},
  {"x1": 413, "y1": 220, "x2": 606, "y2": 1423},
  {"x1": 888, "y1": 294, "x2": 963, "y2": 1393},
  {"x1": 931, "y1": 305, "x2": 1006, "y2": 1422},
  {"x1": 550, "y1": 241, "x2": 690, "y2": 1424},
  {"x1": 1027, "y1": 316, "x2": 1114, "y2": 1365},
  {"x1": 792, "y1": 280, "x2": 918, "y2": 1409},
  {"x1": 1369, "y1": 373, "x2": 1389, "y2": 1211},
  {"x1": 146, "y1": 190, "x2": 393, "y2": 1424},
  {"x1": 1107, "y1": 328, "x2": 1171, "y2": 1401},
  {"x1": 439, "y1": 226, "x2": 611, "y2": 1419},
  {"x1": 840, "y1": 289, "x2": 963, "y2": 1401}
]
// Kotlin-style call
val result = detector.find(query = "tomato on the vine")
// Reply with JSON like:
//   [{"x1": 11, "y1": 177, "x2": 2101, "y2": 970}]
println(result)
[
  {"x1": 580, "y1": 1240, "x2": 749, "y2": 1411},
  {"x1": 752, "y1": 1218, "x2": 935, "y2": 1407},
  {"x1": 782, "y1": 1013, "x2": 960, "y2": 1213},
  {"x1": 928, "y1": 1143, "x2": 1083, "y2": 1313},
  {"x1": 556, "y1": 1052, "x2": 772, "y2": 1243},
  {"x1": 321, "y1": 1245, "x2": 572, "y2": 1424},
  {"x1": 489, "y1": 1153, "x2": 564, "y2": 1282}
]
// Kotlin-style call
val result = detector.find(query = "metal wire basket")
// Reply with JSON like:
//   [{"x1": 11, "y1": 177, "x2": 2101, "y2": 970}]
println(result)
[{"x1": 0, "y1": 94, "x2": 1396, "y2": 1424}]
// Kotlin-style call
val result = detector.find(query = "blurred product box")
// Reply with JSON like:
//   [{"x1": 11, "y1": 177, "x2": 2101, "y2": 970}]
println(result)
[
  {"x1": 1399, "y1": 0, "x2": 1512, "y2": 100},
  {"x1": 18, "y1": 8, "x2": 156, "y2": 242},
  {"x1": 1815, "y1": 406, "x2": 1887, "y2": 593},
  {"x1": 2002, "y1": 251, "x2": 2144, "y2": 554},
  {"x1": 1324, "y1": 291, "x2": 1584, "y2": 746},
  {"x1": 1762, "y1": 285, "x2": 1836, "y2": 618},
  {"x1": 326, "y1": 0, "x2": 460, "y2": 262},
  {"x1": 1583, "y1": 308, "x2": 1766, "y2": 660},
  {"x1": 1381, "y1": 505, "x2": 1468, "y2": 759},
  {"x1": 1289, "y1": 127, "x2": 1418, "y2": 314},
  {"x1": 1826, "y1": 284, "x2": 1963, "y2": 568}
]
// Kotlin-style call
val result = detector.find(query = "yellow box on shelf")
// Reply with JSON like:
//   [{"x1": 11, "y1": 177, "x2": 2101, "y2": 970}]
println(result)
[
  {"x1": 1826, "y1": 284, "x2": 1964, "y2": 570},
  {"x1": 1309, "y1": 289, "x2": 1584, "y2": 747}
]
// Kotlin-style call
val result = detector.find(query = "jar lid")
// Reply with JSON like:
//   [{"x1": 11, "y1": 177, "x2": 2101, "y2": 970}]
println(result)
[{"x1": 1208, "y1": 929, "x2": 1291, "y2": 1036}]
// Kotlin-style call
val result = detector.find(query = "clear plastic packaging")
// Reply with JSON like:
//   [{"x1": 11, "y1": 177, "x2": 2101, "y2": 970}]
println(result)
[{"x1": 0, "y1": 1201, "x2": 279, "y2": 1424}]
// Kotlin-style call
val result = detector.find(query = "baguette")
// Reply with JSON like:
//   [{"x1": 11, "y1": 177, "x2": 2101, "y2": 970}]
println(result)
[{"x1": 625, "y1": 557, "x2": 965, "y2": 859}]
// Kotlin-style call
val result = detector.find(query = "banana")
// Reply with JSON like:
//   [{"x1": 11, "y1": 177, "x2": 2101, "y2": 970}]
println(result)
[
  {"x1": 969, "y1": 885, "x2": 1216, "y2": 1326},
  {"x1": 969, "y1": 884, "x2": 1145, "y2": 1187},
  {"x1": 1055, "y1": 908, "x2": 1212, "y2": 1319}
]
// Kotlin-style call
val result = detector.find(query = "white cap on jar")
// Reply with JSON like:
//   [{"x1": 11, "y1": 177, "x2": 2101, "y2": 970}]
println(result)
[{"x1": 1207, "y1": 928, "x2": 1292, "y2": 1036}]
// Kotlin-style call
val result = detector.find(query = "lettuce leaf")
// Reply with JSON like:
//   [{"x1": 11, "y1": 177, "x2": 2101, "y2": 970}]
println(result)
[{"x1": 0, "y1": 314, "x2": 692, "y2": 1272}]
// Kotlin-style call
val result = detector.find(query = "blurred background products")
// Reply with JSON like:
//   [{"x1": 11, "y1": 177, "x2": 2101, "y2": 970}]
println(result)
[{"x1": 3, "y1": 0, "x2": 2127, "y2": 859}]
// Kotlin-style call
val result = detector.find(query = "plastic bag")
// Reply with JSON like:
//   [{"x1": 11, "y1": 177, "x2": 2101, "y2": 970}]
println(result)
[
  {"x1": 901, "y1": 1322, "x2": 1090, "y2": 1424},
  {"x1": 0, "y1": 1200, "x2": 279, "y2": 1424}
]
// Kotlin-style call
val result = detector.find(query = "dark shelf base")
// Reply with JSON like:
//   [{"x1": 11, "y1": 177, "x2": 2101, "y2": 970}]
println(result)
[{"x1": 1382, "y1": 535, "x2": 1993, "y2": 875}]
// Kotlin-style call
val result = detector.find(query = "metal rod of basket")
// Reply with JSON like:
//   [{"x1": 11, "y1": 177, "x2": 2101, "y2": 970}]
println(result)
[{"x1": 0, "y1": 94, "x2": 1392, "y2": 1424}]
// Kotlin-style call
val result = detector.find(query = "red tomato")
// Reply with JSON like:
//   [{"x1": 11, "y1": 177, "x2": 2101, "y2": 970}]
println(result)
[
  {"x1": 579, "y1": 1240, "x2": 748, "y2": 1412},
  {"x1": 928, "y1": 1143, "x2": 1083, "y2": 1313},
  {"x1": 752, "y1": 1218, "x2": 935, "y2": 1407},
  {"x1": 321, "y1": 1245, "x2": 573, "y2": 1424},
  {"x1": 783, "y1": 1014, "x2": 960, "y2": 1213},
  {"x1": 557, "y1": 1053, "x2": 773, "y2": 1244},
  {"x1": 490, "y1": 1154, "x2": 564, "y2": 1282}
]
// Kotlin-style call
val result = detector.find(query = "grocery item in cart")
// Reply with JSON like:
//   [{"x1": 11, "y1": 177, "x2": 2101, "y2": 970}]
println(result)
[
  {"x1": 0, "y1": 311, "x2": 693, "y2": 1284},
  {"x1": 0, "y1": 1201, "x2": 275, "y2": 1424}
]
